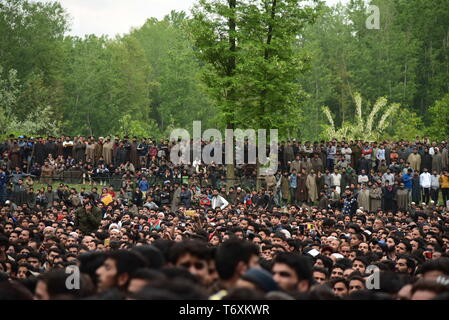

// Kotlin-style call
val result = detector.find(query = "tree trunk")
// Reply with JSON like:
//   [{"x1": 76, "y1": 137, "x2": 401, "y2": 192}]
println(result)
[
  {"x1": 225, "y1": 0, "x2": 237, "y2": 191},
  {"x1": 446, "y1": 28, "x2": 449, "y2": 92},
  {"x1": 255, "y1": 0, "x2": 277, "y2": 190}
]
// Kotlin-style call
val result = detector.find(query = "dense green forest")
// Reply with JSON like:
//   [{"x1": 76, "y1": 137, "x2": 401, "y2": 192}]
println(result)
[{"x1": 0, "y1": 0, "x2": 448, "y2": 141}]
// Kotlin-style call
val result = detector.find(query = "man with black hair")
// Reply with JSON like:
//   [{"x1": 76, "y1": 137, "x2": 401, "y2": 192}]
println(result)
[
  {"x1": 348, "y1": 274, "x2": 366, "y2": 294},
  {"x1": 168, "y1": 240, "x2": 211, "y2": 285},
  {"x1": 74, "y1": 202, "x2": 102, "y2": 235},
  {"x1": 312, "y1": 266, "x2": 329, "y2": 284},
  {"x1": 231, "y1": 227, "x2": 245, "y2": 240},
  {"x1": 330, "y1": 264, "x2": 347, "y2": 279},
  {"x1": 258, "y1": 229, "x2": 270, "y2": 240},
  {"x1": 352, "y1": 257, "x2": 368, "y2": 274},
  {"x1": 270, "y1": 213, "x2": 283, "y2": 232},
  {"x1": 395, "y1": 240, "x2": 412, "y2": 255},
  {"x1": 271, "y1": 232, "x2": 288, "y2": 249},
  {"x1": 419, "y1": 257, "x2": 449, "y2": 280},
  {"x1": 286, "y1": 239, "x2": 301, "y2": 252},
  {"x1": 410, "y1": 279, "x2": 449, "y2": 300},
  {"x1": 272, "y1": 252, "x2": 313, "y2": 293},
  {"x1": 350, "y1": 233, "x2": 364, "y2": 250},
  {"x1": 127, "y1": 268, "x2": 166, "y2": 294},
  {"x1": 45, "y1": 248, "x2": 63, "y2": 271},
  {"x1": 342, "y1": 189, "x2": 358, "y2": 216},
  {"x1": 35, "y1": 269, "x2": 95, "y2": 300},
  {"x1": 27, "y1": 252, "x2": 43, "y2": 272},
  {"x1": 96, "y1": 250, "x2": 148, "y2": 292},
  {"x1": 8, "y1": 231, "x2": 19, "y2": 245},
  {"x1": 211, "y1": 239, "x2": 260, "y2": 295},
  {"x1": 330, "y1": 277, "x2": 349, "y2": 297},
  {"x1": 314, "y1": 254, "x2": 333, "y2": 271},
  {"x1": 237, "y1": 268, "x2": 279, "y2": 294},
  {"x1": 347, "y1": 223, "x2": 362, "y2": 234},
  {"x1": 0, "y1": 235, "x2": 11, "y2": 261},
  {"x1": 3, "y1": 222, "x2": 14, "y2": 236},
  {"x1": 211, "y1": 189, "x2": 229, "y2": 210},
  {"x1": 132, "y1": 245, "x2": 165, "y2": 270}
]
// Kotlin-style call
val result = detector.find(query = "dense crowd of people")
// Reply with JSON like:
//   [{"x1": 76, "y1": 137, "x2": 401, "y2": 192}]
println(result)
[{"x1": 0, "y1": 135, "x2": 449, "y2": 300}]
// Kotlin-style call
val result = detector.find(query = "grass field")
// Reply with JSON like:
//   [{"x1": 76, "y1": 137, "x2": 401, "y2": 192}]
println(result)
[{"x1": 33, "y1": 182, "x2": 111, "y2": 192}]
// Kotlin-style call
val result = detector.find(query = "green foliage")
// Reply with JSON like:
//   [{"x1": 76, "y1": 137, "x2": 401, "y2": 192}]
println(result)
[
  {"x1": 117, "y1": 114, "x2": 162, "y2": 138},
  {"x1": 0, "y1": 66, "x2": 20, "y2": 137},
  {"x1": 130, "y1": 14, "x2": 214, "y2": 132},
  {"x1": 189, "y1": 0, "x2": 321, "y2": 138},
  {"x1": 297, "y1": 0, "x2": 448, "y2": 139},
  {"x1": 60, "y1": 35, "x2": 119, "y2": 136},
  {"x1": 321, "y1": 92, "x2": 401, "y2": 141},
  {"x1": 7, "y1": 105, "x2": 61, "y2": 137},
  {"x1": 0, "y1": 65, "x2": 60, "y2": 138},
  {"x1": 428, "y1": 94, "x2": 449, "y2": 141},
  {"x1": 0, "y1": 0, "x2": 68, "y2": 84},
  {"x1": 383, "y1": 109, "x2": 424, "y2": 141}
]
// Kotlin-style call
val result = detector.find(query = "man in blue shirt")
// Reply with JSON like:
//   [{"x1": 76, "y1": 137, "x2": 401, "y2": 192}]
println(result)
[
  {"x1": 138, "y1": 176, "x2": 150, "y2": 198},
  {"x1": 0, "y1": 167, "x2": 7, "y2": 204},
  {"x1": 402, "y1": 168, "x2": 413, "y2": 201},
  {"x1": 289, "y1": 169, "x2": 297, "y2": 205}
]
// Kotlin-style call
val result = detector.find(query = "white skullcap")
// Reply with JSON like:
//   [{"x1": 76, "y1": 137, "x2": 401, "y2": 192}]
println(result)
[
  {"x1": 279, "y1": 229, "x2": 291, "y2": 239},
  {"x1": 109, "y1": 223, "x2": 119, "y2": 230},
  {"x1": 331, "y1": 253, "x2": 344, "y2": 260}
]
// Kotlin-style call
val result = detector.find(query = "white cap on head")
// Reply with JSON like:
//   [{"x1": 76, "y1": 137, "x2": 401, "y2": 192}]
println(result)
[
  {"x1": 279, "y1": 229, "x2": 291, "y2": 239},
  {"x1": 43, "y1": 226, "x2": 54, "y2": 233},
  {"x1": 331, "y1": 253, "x2": 344, "y2": 260},
  {"x1": 109, "y1": 223, "x2": 119, "y2": 231}
]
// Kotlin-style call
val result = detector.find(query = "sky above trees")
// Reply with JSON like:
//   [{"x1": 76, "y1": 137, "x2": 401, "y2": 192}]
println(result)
[{"x1": 34, "y1": 0, "x2": 347, "y2": 37}]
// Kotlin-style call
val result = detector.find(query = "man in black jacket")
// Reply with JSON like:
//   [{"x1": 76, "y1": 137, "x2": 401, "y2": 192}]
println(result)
[{"x1": 74, "y1": 201, "x2": 102, "y2": 235}]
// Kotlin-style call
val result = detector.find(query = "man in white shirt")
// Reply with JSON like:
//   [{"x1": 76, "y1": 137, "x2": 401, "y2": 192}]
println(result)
[
  {"x1": 430, "y1": 170, "x2": 440, "y2": 204},
  {"x1": 212, "y1": 188, "x2": 229, "y2": 209},
  {"x1": 331, "y1": 168, "x2": 342, "y2": 194},
  {"x1": 358, "y1": 169, "x2": 369, "y2": 185},
  {"x1": 429, "y1": 142, "x2": 437, "y2": 156},
  {"x1": 341, "y1": 143, "x2": 352, "y2": 163},
  {"x1": 420, "y1": 168, "x2": 432, "y2": 204},
  {"x1": 192, "y1": 157, "x2": 202, "y2": 174},
  {"x1": 376, "y1": 145, "x2": 386, "y2": 162},
  {"x1": 381, "y1": 169, "x2": 395, "y2": 186}
]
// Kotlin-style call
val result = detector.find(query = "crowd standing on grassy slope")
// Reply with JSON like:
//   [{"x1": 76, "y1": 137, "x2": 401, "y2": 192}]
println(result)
[{"x1": 0, "y1": 135, "x2": 449, "y2": 300}]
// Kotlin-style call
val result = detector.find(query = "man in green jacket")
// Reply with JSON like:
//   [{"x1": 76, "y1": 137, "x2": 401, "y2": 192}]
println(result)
[{"x1": 74, "y1": 202, "x2": 102, "y2": 235}]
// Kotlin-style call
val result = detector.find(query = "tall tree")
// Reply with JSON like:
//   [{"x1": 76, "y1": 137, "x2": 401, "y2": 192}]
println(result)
[{"x1": 190, "y1": 0, "x2": 320, "y2": 181}]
